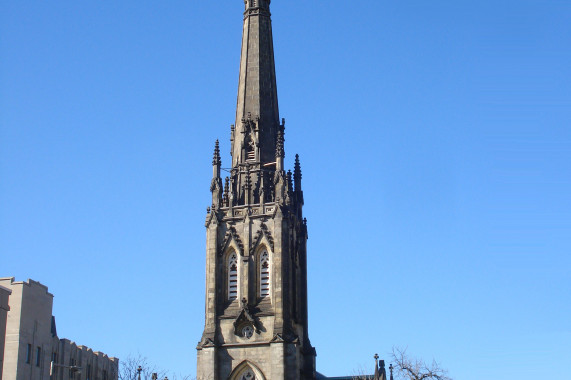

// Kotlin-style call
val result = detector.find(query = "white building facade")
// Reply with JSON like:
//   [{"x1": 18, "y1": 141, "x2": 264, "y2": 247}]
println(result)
[{"x1": 0, "y1": 278, "x2": 118, "y2": 380}]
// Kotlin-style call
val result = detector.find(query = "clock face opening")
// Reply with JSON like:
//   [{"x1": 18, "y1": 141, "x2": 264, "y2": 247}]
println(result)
[{"x1": 242, "y1": 325, "x2": 254, "y2": 339}]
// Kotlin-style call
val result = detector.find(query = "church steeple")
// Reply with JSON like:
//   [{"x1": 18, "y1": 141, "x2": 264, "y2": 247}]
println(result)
[
  {"x1": 197, "y1": 3, "x2": 316, "y2": 379},
  {"x1": 232, "y1": 0, "x2": 281, "y2": 167}
]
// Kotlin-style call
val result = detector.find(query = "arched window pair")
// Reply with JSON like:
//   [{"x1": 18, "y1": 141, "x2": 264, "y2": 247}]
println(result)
[{"x1": 227, "y1": 249, "x2": 271, "y2": 301}]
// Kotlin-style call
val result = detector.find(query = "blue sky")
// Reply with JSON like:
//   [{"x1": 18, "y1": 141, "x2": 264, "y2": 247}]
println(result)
[{"x1": 1, "y1": 1, "x2": 570, "y2": 379}]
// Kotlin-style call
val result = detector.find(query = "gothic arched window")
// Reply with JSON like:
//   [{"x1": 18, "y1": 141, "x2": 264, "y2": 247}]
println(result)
[
  {"x1": 260, "y1": 250, "x2": 270, "y2": 298},
  {"x1": 228, "y1": 252, "x2": 238, "y2": 300}
]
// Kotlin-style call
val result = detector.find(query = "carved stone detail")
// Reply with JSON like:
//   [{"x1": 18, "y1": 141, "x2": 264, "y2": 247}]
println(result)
[
  {"x1": 250, "y1": 223, "x2": 274, "y2": 254},
  {"x1": 220, "y1": 226, "x2": 244, "y2": 256}
]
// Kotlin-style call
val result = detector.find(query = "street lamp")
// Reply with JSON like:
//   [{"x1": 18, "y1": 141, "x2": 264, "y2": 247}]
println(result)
[
  {"x1": 137, "y1": 366, "x2": 142, "y2": 380},
  {"x1": 50, "y1": 361, "x2": 82, "y2": 378}
]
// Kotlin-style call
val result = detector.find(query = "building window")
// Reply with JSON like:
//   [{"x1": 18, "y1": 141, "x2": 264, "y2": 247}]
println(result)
[
  {"x1": 26, "y1": 344, "x2": 31, "y2": 364},
  {"x1": 260, "y1": 250, "x2": 270, "y2": 298},
  {"x1": 35, "y1": 346, "x2": 41, "y2": 367},
  {"x1": 228, "y1": 252, "x2": 238, "y2": 300}
]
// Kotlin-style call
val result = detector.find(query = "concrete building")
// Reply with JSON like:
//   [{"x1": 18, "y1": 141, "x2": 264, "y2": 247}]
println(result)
[
  {"x1": 196, "y1": 1, "x2": 315, "y2": 379},
  {"x1": 0, "y1": 278, "x2": 118, "y2": 380},
  {"x1": 1, "y1": 285, "x2": 11, "y2": 380}
]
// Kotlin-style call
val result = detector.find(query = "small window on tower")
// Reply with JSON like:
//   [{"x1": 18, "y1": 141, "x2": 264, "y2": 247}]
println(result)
[
  {"x1": 228, "y1": 252, "x2": 238, "y2": 300},
  {"x1": 260, "y1": 250, "x2": 270, "y2": 298}
]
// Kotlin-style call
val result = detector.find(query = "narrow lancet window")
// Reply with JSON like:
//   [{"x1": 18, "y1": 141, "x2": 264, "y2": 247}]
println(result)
[
  {"x1": 260, "y1": 250, "x2": 270, "y2": 298},
  {"x1": 228, "y1": 252, "x2": 238, "y2": 300}
]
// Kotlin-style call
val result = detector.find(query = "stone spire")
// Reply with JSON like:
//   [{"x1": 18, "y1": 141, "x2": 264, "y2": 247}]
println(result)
[
  {"x1": 232, "y1": 0, "x2": 280, "y2": 167},
  {"x1": 197, "y1": 4, "x2": 316, "y2": 378}
]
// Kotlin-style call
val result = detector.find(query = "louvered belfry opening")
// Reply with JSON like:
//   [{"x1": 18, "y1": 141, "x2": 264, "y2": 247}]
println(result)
[
  {"x1": 260, "y1": 250, "x2": 270, "y2": 297},
  {"x1": 228, "y1": 252, "x2": 238, "y2": 300}
]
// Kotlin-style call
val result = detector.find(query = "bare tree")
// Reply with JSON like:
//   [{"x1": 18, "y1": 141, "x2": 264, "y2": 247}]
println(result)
[
  {"x1": 118, "y1": 353, "x2": 166, "y2": 380},
  {"x1": 118, "y1": 353, "x2": 194, "y2": 380},
  {"x1": 391, "y1": 347, "x2": 451, "y2": 380}
]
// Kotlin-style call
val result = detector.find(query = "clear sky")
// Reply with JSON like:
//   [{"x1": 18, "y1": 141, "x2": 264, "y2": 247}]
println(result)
[{"x1": 1, "y1": 1, "x2": 570, "y2": 379}]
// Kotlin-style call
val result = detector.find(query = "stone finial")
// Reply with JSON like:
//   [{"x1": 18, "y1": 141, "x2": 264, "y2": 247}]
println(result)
[
  {"x1": 294, "y1": 154, "x2": 302, "y2": 192},
  {"x1": 286, "y1": 170, "x2": 293, "y2": 205},
  {"x1": 276, "y1": 123, "x2": 284, "y2": 158},
  {"x1": 379, "y1": 360, "x2": 387, "y2": 380},
  {"x1": 245, "y1": 168, "x2": 252, "y2": 190},
  {"x1": 244, "y1": 166, "x2": 252, "y2": 205},
  {"x1": 210, "y1": 140, "x2": 223, "y2": 207},
  {"x1": 223, "y1": 177, "x2": 230, "y2": 207},
  {"x1": 212, "y1": 139, "x2": 221, "y2": 166},
  {"x1": 212, "y1": 140, "x2": 222, "y2": 184}
]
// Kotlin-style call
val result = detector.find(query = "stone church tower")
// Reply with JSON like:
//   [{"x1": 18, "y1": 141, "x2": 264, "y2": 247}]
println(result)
[{"x1": 196, "y1": 1, "x2": 316, "y2": 379}]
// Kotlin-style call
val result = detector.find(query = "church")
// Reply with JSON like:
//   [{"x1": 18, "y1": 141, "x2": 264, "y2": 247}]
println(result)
[
  {"x1": 196, "y1": 0, "x2": 314, "y2": 378},
  {"x1": 196, "y1": 1, "x2": 385, "y2": 379}
]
